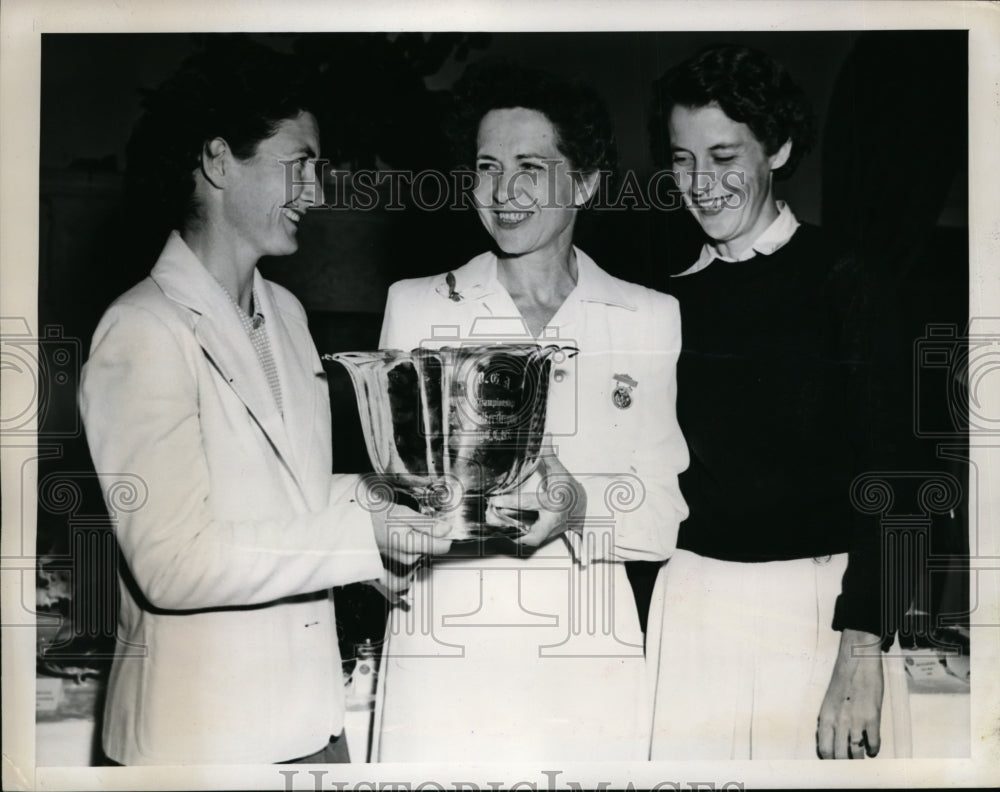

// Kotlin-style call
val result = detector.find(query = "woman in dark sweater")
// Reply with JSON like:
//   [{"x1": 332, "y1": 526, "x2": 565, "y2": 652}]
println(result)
[{"x1": 645, "y1": 44, "x2": 907, "y2": 760}]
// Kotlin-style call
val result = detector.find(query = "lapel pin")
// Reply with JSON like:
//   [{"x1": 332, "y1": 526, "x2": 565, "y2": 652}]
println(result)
[
  {"x1": 445, "y1": 271, "x2": 463, "y2": 302},
  {"x1": 612, "y1": 373, "x2": 638, "y2": 409}
]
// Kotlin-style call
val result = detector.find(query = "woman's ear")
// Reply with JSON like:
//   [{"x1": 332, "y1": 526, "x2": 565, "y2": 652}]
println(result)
[
  {"x1": 769, "y1": 139, "x2": 792, "y2": 172},
  {"x1": 199, "y1": 137, "x2": 229, "y2": 189},
  {"x1": 572, "y1": 170, "x2": 602, "y2": 207}
]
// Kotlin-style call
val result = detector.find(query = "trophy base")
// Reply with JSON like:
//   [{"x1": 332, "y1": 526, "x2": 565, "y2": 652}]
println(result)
[
  {"x1": 395, "y1": 491, "x2": 537, "y2": 543},
  {"x1": 446, "y1": 498, "x2": 536, "y2": 542}
]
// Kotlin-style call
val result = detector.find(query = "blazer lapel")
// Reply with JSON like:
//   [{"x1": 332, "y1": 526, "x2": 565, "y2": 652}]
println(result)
[
  {"x1": 149, "y1": 233, "x2": 302, "y2": 493},
  {"x1": 255, "y1": 277, "x2": 327, "y2": 508},
  {"x1": 191, "y1": 317, "x2": 299, "y2": 475}
]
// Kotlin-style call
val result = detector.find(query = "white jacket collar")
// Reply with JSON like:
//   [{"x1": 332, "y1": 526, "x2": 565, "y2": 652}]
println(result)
[
  {"x1": 434, "y1": 246, "x2": 637, "y2": 311},
  {"x1": 147, "y1": 232, "x2": 313, "y2": 496},
  {"x1": 150, "y1": 231, "x2": 273, "y2": 319}
]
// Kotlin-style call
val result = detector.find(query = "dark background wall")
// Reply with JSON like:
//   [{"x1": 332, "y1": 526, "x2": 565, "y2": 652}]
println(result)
[
  {"x1": 38, "y1": 30, "x2": 968, "y2": 336},
  {"x1": 41, "y1": 32, "x2": 856, "y2": 216},
  {"x1": 35, "y1": 32, "x2": 970, "y2": 705},
  {"x1": 39, "y1": 32, "x2": 865, "y2": 312}
]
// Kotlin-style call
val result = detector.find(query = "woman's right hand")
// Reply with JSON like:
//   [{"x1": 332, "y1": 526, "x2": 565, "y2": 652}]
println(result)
[{"x1": 366, "y1": 565, "x2": 419, "y2": 608}]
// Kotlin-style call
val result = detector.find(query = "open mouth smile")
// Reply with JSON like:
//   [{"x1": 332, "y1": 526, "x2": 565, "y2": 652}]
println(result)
[
  {"x1": 690, "y1": 198, "x2": 727, "y2": 216},
  {"x1": 282, "y1": 206, "x2": 305, "y2": 224},
  {"x1": 494, "y1": 210, "x2": 532, "y2": 228}
]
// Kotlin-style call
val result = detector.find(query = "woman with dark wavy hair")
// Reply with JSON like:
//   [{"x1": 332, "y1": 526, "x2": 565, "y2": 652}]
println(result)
[
  {"x1": 371, "y1": 61, "x2": 689, "y2": 761},
  {"x1": 79, "y1": 38, "x2": 452, "y2": 765},
  {"x1": 645, "y1": 44, "x2": 906, "y2": 760}
]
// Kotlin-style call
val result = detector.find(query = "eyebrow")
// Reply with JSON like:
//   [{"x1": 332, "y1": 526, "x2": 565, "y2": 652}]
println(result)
[
  {"x1": 475, "y1": 152, "x2": 556, "y2": 163},
  {"x1": 670, "y1": 142, "x2": 742, "y2": 153},
  {"x1": 282, "y1": 143, "x2": 318, "y2": 159}
]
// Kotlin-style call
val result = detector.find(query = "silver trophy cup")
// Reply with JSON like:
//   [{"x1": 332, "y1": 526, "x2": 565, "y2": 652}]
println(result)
[{"x1": 324, "y1": 344, "x2": 573, "y2": 541}]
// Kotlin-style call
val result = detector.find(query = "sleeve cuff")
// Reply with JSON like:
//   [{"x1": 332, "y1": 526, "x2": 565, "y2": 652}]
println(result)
[
  {"x1": 832, "y1": 593, "x2": 896, "y2": 651},
  {"x1": 563, "y1": 474, "x2": 675, "y2": 565}
]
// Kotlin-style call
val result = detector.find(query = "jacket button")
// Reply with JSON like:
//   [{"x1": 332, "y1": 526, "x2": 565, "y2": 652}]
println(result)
[
  {"x1": 812, "y1": 555, "x2": 832, "y2": 565},
  {"x1": 553, "y1": 369, "x2": 567, "y2": 383}
]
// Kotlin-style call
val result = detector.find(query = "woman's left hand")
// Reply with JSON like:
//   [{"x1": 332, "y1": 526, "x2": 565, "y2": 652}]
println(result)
[
  {"x1": 486, "y1": 439, "x2": 588, "y2": 548},
  {"x1": 816, "y1": 628, "x2": 885, "y2": 759}
]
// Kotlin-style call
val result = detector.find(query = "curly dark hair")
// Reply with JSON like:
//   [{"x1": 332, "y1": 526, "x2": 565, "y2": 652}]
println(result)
[
  {"x1": 446, "y1": 59, "x2": 617, "y2": 176},
  {"x1": 125, "y1": 36, "x2": 318, "y2": 237},
  {"x1": 648, "y1": 44, "x2": 815, "y2": 180}
]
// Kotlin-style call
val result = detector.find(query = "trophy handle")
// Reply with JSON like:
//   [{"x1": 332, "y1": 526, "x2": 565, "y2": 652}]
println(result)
[{"x1": 322, "y1": 351, "x2": 400, "y2": 477}]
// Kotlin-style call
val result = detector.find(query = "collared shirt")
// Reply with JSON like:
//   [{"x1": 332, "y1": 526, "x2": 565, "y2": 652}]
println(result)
[
  {"x1": 213, "y1": 278, "x2": 284, "y2": 416},
  {"x1": 673, "y1": 201, "x2": 801, "y2": 278},
  {"x1": 433, "y1": 246, "x2": 638, "y2": 321}
]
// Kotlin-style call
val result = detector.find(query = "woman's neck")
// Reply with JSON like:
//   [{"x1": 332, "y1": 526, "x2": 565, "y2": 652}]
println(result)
[
  {"x1": 497, "y1": 243, "x2": 579, "y2": 338},
  {"x1": 182, "y1": 223, "x2": 256, "y2": 313}
]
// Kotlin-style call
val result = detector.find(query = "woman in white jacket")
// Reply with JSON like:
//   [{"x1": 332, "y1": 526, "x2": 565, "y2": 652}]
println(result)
[
  {"x1": 79, "y1": 40, "x2": 450, "y2": 765},
  {"x1": 372, "y1": 61, "x2": 689, "y2": 761}
]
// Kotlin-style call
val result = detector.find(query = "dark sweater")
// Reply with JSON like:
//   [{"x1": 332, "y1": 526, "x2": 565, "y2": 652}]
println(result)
[{"x1": 665, "y1": 223, "x2": 902, "y2": 643}]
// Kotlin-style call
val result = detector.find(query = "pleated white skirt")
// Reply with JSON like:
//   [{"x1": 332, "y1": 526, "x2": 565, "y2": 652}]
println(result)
[{"x1": 646, "y1": 549, "x2": 911, "y2": 760}]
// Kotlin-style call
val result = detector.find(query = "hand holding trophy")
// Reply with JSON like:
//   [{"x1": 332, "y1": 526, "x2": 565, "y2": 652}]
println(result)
[{"x1": 484, "y1": 435, "x2": 589, "y2": 548}]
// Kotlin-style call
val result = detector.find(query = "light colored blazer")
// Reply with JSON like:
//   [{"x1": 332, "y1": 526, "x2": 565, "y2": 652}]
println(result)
[
  {"x1": 380, "y1": 247, "x2": 689, "y2": 561},
  {"x1": 79, "y1": 232, "x2": 384, "y2": 765}
]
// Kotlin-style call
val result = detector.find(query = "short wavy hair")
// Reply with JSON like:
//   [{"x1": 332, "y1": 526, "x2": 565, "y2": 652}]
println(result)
[
  {"x1": 125, "y1": 36, "x2": 318, "y2": 236},
  {"x1": 447, "y1": 60, "x2": 617, "y2": 176},
  {"x1": 649, "y1": 44, "x2": 815, "y2": 180}
]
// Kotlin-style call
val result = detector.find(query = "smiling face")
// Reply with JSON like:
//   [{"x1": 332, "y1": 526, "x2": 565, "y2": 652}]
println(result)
[
  {"x1": 224, "y1": 111, "x2": 321, "y2": 261},
  {"x1": 472, "y1": 107, "x2": 591, "y2": 261},
  {"x1": 667, "y1": 103, "x2": 790, "y2": 259}
]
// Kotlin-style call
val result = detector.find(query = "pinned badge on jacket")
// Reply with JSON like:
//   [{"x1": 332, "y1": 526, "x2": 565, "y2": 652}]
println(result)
[
  {"x1": 445, "y1": 271, "x2": 463, "y2": 302},
  {"x1": 612, "y1": 373, "x2": 637, "y2": 409}
]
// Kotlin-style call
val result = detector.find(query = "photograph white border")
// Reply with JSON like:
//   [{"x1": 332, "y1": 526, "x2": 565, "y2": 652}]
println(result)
[{"x1": 3, "y1": 1, "x2": 998, "y2": 789}]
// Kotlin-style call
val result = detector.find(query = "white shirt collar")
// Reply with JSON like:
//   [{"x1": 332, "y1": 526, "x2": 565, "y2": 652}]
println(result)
[
  {"x1": 434, "y1": 246, "x2": 637, "y2": 311},
  {"x1": 673, "y1": 201, "x2": 800, "y2": 278}
]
